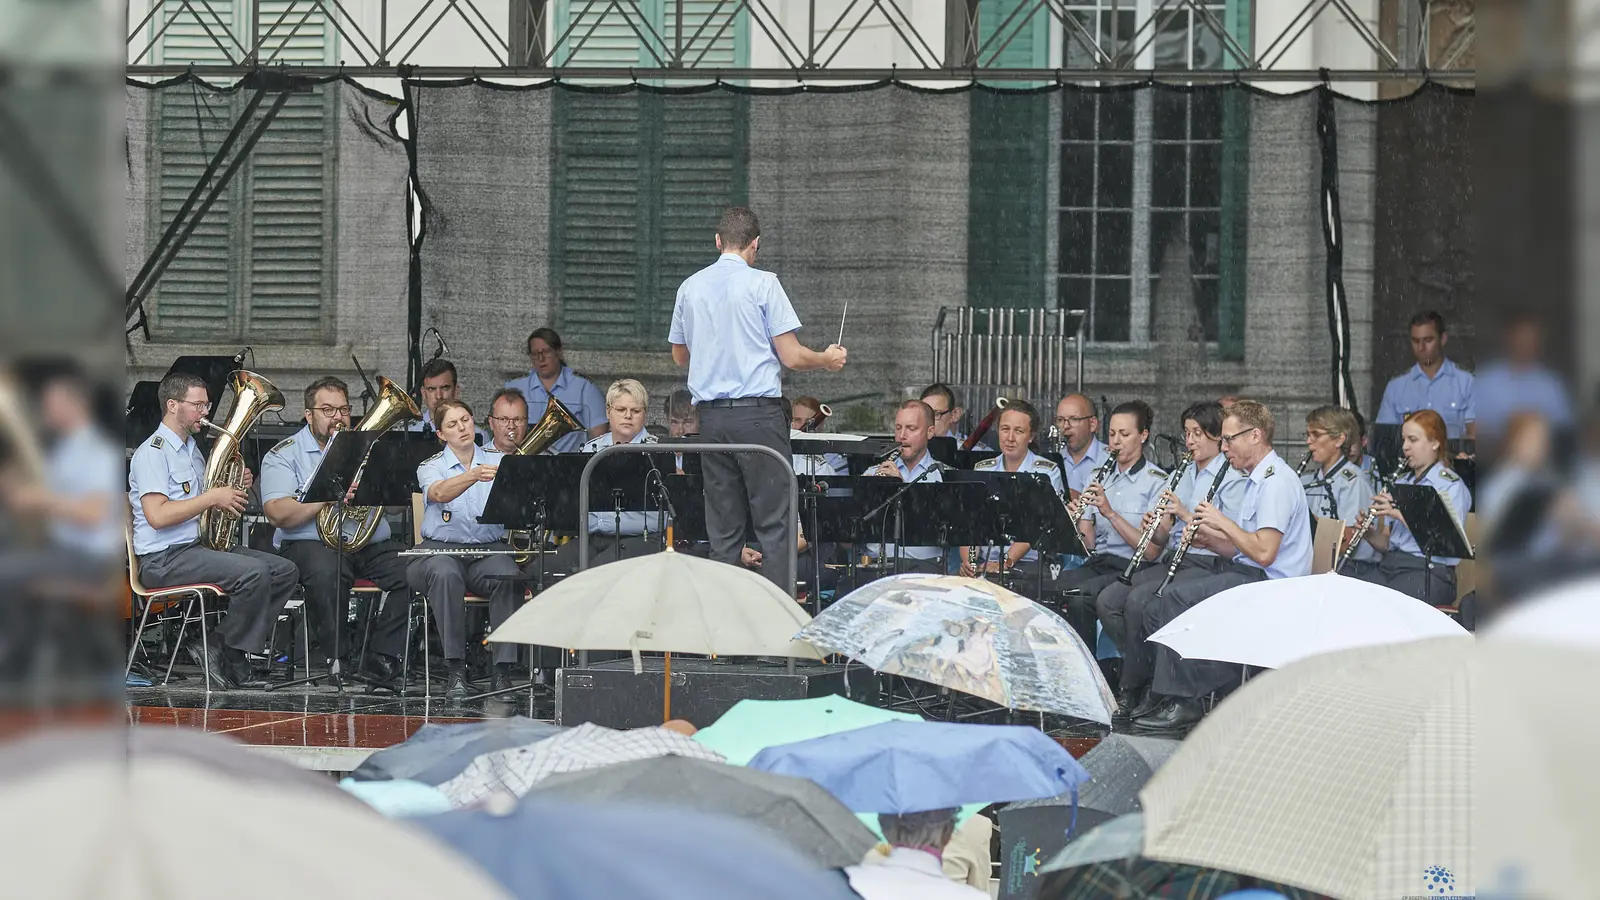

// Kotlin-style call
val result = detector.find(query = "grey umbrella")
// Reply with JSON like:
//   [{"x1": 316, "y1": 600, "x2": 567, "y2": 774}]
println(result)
[
  {"x1": 999, "y1": 735, "x2": 1180, "y2": 900},
  {"x1": 523, "y1": 755, "x2": 878, "y2": 868},
  {"x1": 348, "y1": 717, "x2": 565, "y2": 786}
]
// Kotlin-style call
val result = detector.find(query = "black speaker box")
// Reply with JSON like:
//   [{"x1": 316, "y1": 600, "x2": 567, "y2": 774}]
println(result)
[{"x1": 555, "y1": 657, "x2": 874, "y2": 729}]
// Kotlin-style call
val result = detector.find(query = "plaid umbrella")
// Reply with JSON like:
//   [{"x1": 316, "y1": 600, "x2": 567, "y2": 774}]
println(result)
[
  {"x1": 1138, "y1": 638, "x2": 1473, "y2": 900},
  {"x1": 796, "y1": 574, "x2": 1114, "y2": 723}
]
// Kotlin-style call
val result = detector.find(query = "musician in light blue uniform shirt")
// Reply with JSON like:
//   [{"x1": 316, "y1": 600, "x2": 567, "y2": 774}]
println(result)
[
  {"x1": 1298, "y1": 405, "x2": 1378, "y2": 576},
  {"x1": 1357, "y1": 410, "x2": 1473, "y2": 607},
  {"x1": 554, "y1": 380, "x2": 668, "y2": 568},
  {"x1": 503, "y1": 327, "x2": 608, "y2": 454},
  {"x1": 404, "y1": 399, "x2": 520, "y2": 696},
  {"x1": 1375, "y1": 311, "x2": 1475, "y2": 440},
  {"x1": 1136, "y1": 401, "x2": 1312, "y2": 730},
  {"x1": 963, "y1": 401, "x2": 1063, "y2": 573},
  {"x1": 863, "y1": 401, "x2": 945, "y2": 575}
]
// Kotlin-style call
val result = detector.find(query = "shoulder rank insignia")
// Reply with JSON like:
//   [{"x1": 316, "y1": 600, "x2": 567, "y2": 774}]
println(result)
[
  {"x1": 1148, "y1": 467, "x2": 1166, "y2": 479},
  {"x1": 1341, "y1": 468, "x2": 1357, "y2": 482},
  {"x1": 974, "y1": 457, "x2": 998, "y2": 470},
  {"x1": 268, "y1": 437, "x2": 294, "y2": 456},
  {"x1": 1031, "y1": 458, "x2": 1057, "y2": 470},
  {"x1": 150, "y1": 436, "x2": 164, "y2": 450},
  {"x1": 422, "y1": 450, "x2": 445, "y2": 464},
  {"x1": 1440, "y1": 469, "x2": 1460, "y2": 482},
  {"x1": 1263, "y1": 465, "x2": 1276, "y2": 478}
]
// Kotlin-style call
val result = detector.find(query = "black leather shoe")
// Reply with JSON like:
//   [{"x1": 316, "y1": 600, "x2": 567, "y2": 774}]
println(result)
[
  {"x1": 443, "y1": 665, "x2": 469, "y2": 700},
  {"x1": 220, "y1": 647, "x2": 265, "y2": 688},
  {"x1": 357, "y1": 653, "x2": 400, "y2": 684},
  {"x1": 1127, "y1": 689, "x2": 1164, "y2": 721},
  {"x1": 1113, "y1": 688, "x2": 1144, "y2": 719},
  {"x1": 489, "y1": 665, "x2": 514, "y2": 694},
  {"x1": 1133, "y1": 697, "x2": 1204, "y2": 732},
  {"x1": 198, "y1": 640, "x2": 235, "y2": 691}
]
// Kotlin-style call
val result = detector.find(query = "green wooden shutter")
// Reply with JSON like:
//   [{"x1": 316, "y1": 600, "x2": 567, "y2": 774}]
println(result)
[
  {"x1": 554, "y1": 0, "x2": 657, "y2": 65},
  {"x1": 969, "y1": 0, "x2": 1050, "y2": 309},
  {"x1": 246, "y1": 88, "x2": 335, "y2": 339},
  {"x1": 1217, "y1": 1, "x2": 1250, "y2": 361},
  {"x1": 552, "y1": 92, "x2": 645, "y2": 340},
  {"x1": 150, "y1": 89, "x2": 239, "y2": 337},
  {"x1": 656, "y1": 94, "x2": 748, "y2": 333},
  {"x1": 663, "y1": 0, "x2": 746, "y2": 67}
]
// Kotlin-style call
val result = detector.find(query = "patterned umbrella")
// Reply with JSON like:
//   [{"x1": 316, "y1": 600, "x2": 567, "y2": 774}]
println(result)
[{"x1": 796, "y1": 574, "x2": 1115, "y2": 724}]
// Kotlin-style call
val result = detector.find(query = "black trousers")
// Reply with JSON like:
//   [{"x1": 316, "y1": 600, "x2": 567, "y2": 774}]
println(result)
[
  {"x1": 278, "y1": 538, "x2": 410, "y2": 660},
  {"x1": 1094, "y1": 553, "x2": 1231, "y2": 692},
  {"x1": 1146, "y1": 562, "x2": 1270, "y2": 699},
  {"x1": 404, "y1": 541, "x2": 521, "y2": 664},
  {"x1": 696, "y1": 402, "x2": 794, "y2": 596},
  {"x1": 138, "y1": 543, "x2": 297, "y2": 654},
  {"x1": 1356, "y1": 550, "x2": 1458, "y2": 607},
  {"x1": 1055, "y1": 554, "x2": 1133, "y2": 647},
  {"x1": 548, "y1": 533, "x2": 666, "y2": 576}
]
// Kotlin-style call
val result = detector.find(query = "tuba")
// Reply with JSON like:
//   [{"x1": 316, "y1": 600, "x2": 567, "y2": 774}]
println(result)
[
  {"x1": 197, "y1": 370, "x2": 285, "y2": 551},
  {"x1": 315, "y1": 376, "x2": 420, "y2": 551},
  {"x1": 507, "y1": 395, "x2": 584, "y2": 562}
]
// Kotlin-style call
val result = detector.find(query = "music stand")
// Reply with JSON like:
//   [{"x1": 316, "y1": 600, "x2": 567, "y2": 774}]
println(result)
[
  {"x1": 948, "y1": 470, "x2": 1087, "y2": 600},
  {"x1": 853, "y1": 475, "x2": 993, "y2": 576},
  {"x1": 1390, "y1": 482, "x2": 1475, "y2": 603},
  {"x1": 266, "y1": 429, "x2": 384, "y2": 693}
]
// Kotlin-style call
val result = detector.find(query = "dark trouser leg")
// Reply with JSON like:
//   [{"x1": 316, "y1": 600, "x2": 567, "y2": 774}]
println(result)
[
  {"x1": 1055, "y1": 555, "x2": 1129, "y2": 647},
  {"x1": 465, "y1": 547, "x2": 523, "y2": 665},
  {"x1": 1094, "y1": 562, "x2": 1165, "y2": 655},
  {"x1": 1148, "y1": 567, "x2": 1267, "y2": 699},
  {"x1": 1116, "y1": 555, "x2": 1230, "y2": 692},
  {"x1": 1378, "y1": 551, "x2": 1458, "y2": 607},
  {"x1": 138, "y1": 543, "x2": 298, "y2": 654},
  {"x1": 699, "y1": 404, "x2": 794, "y2": 596},
  {"x1": 407, "y1": 543, "x2": 470, "y2": 661},
  {"x1": 278, "y1": 539, "x2": 348, "y2": 661}
]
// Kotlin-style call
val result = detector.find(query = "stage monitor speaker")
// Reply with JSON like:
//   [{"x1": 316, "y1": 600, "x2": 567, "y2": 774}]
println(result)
[{"x1": 555, "y1": 657, "x2": 874, "y2": 730}]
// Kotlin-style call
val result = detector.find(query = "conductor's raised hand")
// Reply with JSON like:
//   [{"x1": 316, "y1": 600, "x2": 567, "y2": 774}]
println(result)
[{"x1": 823, "y1": 344, "x2": 847, "y2": 371}]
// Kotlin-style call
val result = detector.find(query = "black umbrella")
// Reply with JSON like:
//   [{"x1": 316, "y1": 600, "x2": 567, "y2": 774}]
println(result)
[
  {"x1": 999, "y1": 735, "x2": 1180, "y2": 900},
  {"x1": 523, "y1": 755, "x2": 878, "y2": 868}
]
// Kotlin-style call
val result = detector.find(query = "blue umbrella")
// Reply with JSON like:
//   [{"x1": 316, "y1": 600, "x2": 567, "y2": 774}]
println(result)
[
  {"x1": 747, "y1": 719, "x2": 1088, "y2": 814},
  {"x1": 417, "y1": 799, "x2": 860, "y2": 900}
]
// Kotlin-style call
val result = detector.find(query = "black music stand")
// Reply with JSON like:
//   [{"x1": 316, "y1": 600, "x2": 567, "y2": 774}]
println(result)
[
  {"x1": 1391, "y1": 482, "x2": 1475, "y2": 603},
  {"x1": 949, "y1": 470, "x2": 1087, "y2": 600},
  {"x1": 266, "y1": 429, "x2": 384, "y2": 694},
  {"x1": 854, "y1": 475, "x2": 993, "y2": 577}
]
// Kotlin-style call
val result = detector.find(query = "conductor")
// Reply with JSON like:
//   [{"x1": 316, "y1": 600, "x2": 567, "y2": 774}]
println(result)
[{"x1": 668, "y1": 207, "x2": 848, "y2": 595}]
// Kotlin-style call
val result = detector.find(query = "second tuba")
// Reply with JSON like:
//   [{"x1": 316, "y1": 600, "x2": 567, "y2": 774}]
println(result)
[
  {"x1": 316, "y1": 376, "x2": 421, "y2": 551},
  {"x1": 198, "y1": 370, "x2": 285, "y2": 551},
  {"x1": 506, "y1": 395, "x2": 584, "y2": 562}
]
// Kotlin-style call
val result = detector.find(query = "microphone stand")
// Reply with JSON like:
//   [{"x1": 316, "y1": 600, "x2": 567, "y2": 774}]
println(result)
[{"x1": 859, "y1": 466, "x2": 938, "y2": 578}]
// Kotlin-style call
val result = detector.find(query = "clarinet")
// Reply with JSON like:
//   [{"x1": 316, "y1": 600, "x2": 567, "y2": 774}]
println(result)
[
  {"x1": 1153, "y1": 459, "x2": 1232, "y2": 597},
  {"x1": 1071, "y1": 456, "x2": 1120, "y2": 524},
  {"x1": 1335, "y1": 461, "x2": 1409, "y2": 574},
  {"x1": 1118, "y1": 451, "x2": 1193, "y2": 584},
  {"x1": 1295, "y1": 450, "x2": 1314, "y2": 476}
]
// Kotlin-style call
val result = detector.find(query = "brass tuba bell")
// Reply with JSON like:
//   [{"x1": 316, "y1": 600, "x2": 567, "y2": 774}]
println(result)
[
  {"x1": 506, "y1": 395, "x2": 584, "y2": 562},
  {"x1": 198, "y1": 370, "x2": 285, "y2": 551},
  {"x1": 315, "y1": 376, "x2": 421, "y2": 551}
]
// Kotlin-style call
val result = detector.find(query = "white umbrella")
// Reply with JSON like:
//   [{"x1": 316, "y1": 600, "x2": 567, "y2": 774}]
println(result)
[
  {"x1": 1147, "y1": 571, "x2": 1469, "y2": 669},
  {"x1": 488, "y1": 550, "x2": 822, "y2": 662},
  {"x1": 1483, "y1": 574, "x2": 1600, "y2": 648},
  {"x1": 0, "y1": 727, "x2": 508, "y2": 899}
]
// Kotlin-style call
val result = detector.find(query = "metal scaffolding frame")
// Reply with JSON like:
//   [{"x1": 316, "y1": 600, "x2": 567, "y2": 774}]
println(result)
[{"x1": 124, "y1": 0, "x2": 1476, "y2": 81}]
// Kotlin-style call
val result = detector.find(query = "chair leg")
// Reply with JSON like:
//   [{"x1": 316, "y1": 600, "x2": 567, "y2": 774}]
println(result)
[
  {"x1": 198, "y1": 593, "x2": 212, "y2": 694},
  {"x1": 421, "y1": 594, "x2": 432, "y2": 701},
  {"x1": 399, "y1": 595, "x2": 413, "y2": 695},
  {"x1": 162, "y1": 593, "x2": 197, "y2": 685},
  {"x1": 126, "y1": 595, "x2": 156, "y2": 679}
]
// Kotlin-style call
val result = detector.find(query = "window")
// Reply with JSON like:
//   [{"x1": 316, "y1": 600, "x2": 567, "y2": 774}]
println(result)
[
  {"x1": 141, "y1": 1, "x2": 338, "y2": 342},
  {"x1": 551, "y1": 1, "x2": 749, "y2": 344},
  {"x1": 1055, "y1": 0, "x2": 1248, "y2": 352}
]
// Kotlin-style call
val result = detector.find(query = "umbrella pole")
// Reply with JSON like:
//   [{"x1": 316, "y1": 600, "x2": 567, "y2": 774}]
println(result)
[{"x1": 663, "y1": 651, "x2": 671, "y2": 723}]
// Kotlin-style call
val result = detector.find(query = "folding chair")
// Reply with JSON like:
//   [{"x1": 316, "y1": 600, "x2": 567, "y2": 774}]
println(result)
[{"x1": 124, "y1": 525, "x2": 226, "y2": 689}]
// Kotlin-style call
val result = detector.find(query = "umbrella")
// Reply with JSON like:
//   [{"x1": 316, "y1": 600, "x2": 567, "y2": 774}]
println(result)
[
  {"x1": 418, "y1": 799, "x2": 861, "y2": 900},
  {"x1": 1483, "y1": 574, "x2": 1600, "y2": 648},
  {"x1": 0, "y1": 726, "x2": 509, "y2": 899},
  {"x1": 487, "y1": 550, "x2": 822, "y2": 661},
  {"x1": 348, "y1": 716, "x2": 565, "y2": 785},
  {"x1": 1032, "y1": 815, "x2": 1326, "y2": 900},
  {"x1": 524, "y1": 755, "x2": 877, "y2": 867},
  {"x1": 692, "y1": 694, "x2": 921, "y2": 765},
  {"x1": 796, "y1": 574, "x2": 1115, "y2": 724},
  {"x1": 1000, "y1": 736, "x2": 1180, "y2": 900},
  {"x1": 747, "y1": 719, "x2": 1088, "y2": 814},
  {"x1": 339, "y1": 778, "x2": 454, "y2": 818},
  {"x1": 1147, "y1": 572, "x2": 1470, "y2": 670},
  {"x1": 438, "y1": 722, "x2": 727, "y2": 807},
  {"x1": 1137, "y1": 638, "x2": 1474, "y2": 900}
]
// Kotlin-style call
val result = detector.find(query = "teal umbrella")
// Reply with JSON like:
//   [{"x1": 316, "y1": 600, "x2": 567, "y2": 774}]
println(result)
[{"x1": 693, "y1": 695, "x2": 920, "y2": 765}]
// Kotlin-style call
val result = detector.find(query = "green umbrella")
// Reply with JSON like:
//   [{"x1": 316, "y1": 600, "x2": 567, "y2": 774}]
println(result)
[{"x1": 693, "y1": 695, "x2": 919, "y2": 765}]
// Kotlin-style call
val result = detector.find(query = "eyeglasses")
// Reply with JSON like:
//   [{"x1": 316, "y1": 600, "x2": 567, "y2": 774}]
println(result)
[
  {"x1": 1055, "y1": 415, "x2": 1093, "y2": 427},
  {"x1": 609, "y1": 406, "x2": 645, "y2": 417},
  {"x1": 312, "y1": 405, "x2": 353, "y2": 417},
  {"x1": 929, "y1": 408, "x2": 955, "y2": 419},
  {"x1": 530, "y1": 349, "x2": 557, "y2": 360},
  {"x1": 488, "y1": 415, "x2": 526, "y2": 428},
  {"x1": 1220, "y1": 427, "x2": 1258, "y2": 445},
  {"x1": 1304, "y1": 429, "x2": 1328, "y2": 440},
  {"x1": 178, "y1": 400, "x2": 212, "y2": 412}
]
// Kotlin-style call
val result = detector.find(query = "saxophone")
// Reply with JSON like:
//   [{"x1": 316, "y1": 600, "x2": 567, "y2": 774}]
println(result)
[
  {"x1": 315, "y1": 376, "x2": 420, "y2": 551},
  {"x1": 197, "y1": 370, "x2": 285, "y2": 551}
]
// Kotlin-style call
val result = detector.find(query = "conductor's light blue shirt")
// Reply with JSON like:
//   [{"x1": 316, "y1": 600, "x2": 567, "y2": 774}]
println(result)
[{"x1": 669, "y1": 253, "x2": 802, "y2": 403}]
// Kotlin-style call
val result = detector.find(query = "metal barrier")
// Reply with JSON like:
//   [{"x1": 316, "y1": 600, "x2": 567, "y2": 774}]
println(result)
[
  {"x1": 577, "y1": 442, "x2": 799, "y2": 599},
  {"x1": 931, "y1": 307, "x2": 1088, "y2": 400}
]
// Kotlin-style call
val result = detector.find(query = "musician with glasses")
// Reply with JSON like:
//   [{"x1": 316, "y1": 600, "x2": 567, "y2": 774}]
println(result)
[
  {"x1": 1053, "y1": 393, "x2": 1108, "y2": 496},
  {"x1": 486, "y1": 387, "x2": 530, "y2": 455},
  {"x1": 1057, "y1": 400, "x2": 1167, "y2": 646},
  {"x1": 1094, "y1": 401, "x2": 1245, "y2": 716},
  {"x1": 406, "y1": 399, "x2": 521, "y2": 700},
  {"x1": 1131, "y1": 400, "x2": 1312, "y2": 732},
  {"x1": 549, "y1": 379, "x2": 667, "y2": 567},
  {"x1": 861, "y1": 400, "x2": 946, "y2": 577},
  {"x1": 504, "y1": 327, "x2": 607, "y2": 453},
  {"x1": 1353, "y1": 409, "x2": 1472, "y2": 606},
  {"x1": 920, "y1": 383, "x2": 987, "y2": 450},
  {"x1": 128, "y1": 372, "x2": 297, "y2": 689},
  {"x1": 1300, "y1": 405, "x2": 1377, "y2": 577},
  {"x1": 260, "y1": 376, "x2": 410, "y2": 685}
]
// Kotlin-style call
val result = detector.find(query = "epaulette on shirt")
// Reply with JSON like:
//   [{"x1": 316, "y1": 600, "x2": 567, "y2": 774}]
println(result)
[
  {"x1": 1440, "y1": 469, "x2": 1460, "y2": 482},
  {"x1": 149, "y1": 435, "x2": 164, "y2": 450},
  {"x1": 1341, "y1": 468, "x2": 1357, "y2": 482},
  {"x1": 973, "y1": 457, "x2": 998, "y2": 470},
  {"x1": 1263, "y1": 465, "x2": 1277, "y2": 478},
  {"x1": 1147, "y1": 466, "x2": 1167, "y2": 479},
  {"x1": 1030, "y1": 458, "x2": 1058, "y2": 471},
  {"x1": 267, "y1": 437, "x2": 295, "y2": 456},
  {"x1": 422, "y1": 450, "x2": 445, "y2": 464}
]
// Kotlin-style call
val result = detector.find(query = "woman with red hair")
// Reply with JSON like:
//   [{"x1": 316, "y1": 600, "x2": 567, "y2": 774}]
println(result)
[{"x1": 1356, "y1": 409, "x2": 1473, "y2": 605}]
